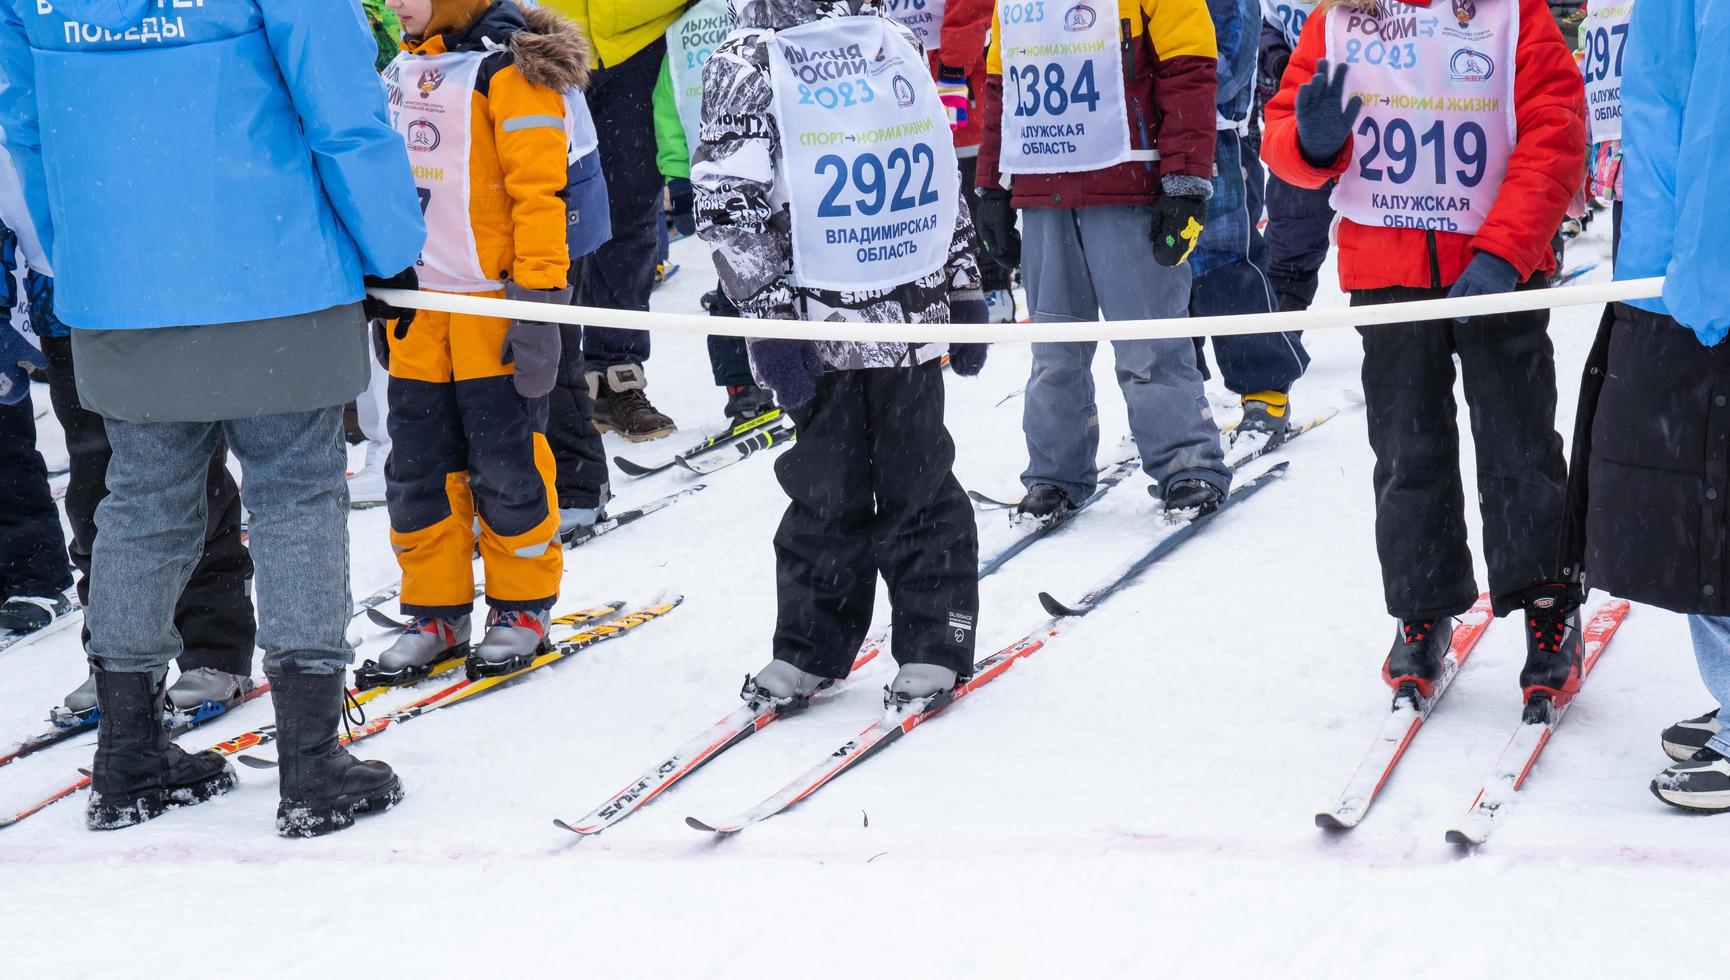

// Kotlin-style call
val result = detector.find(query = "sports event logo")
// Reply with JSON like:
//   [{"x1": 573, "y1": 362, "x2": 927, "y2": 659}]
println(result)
[
  {"x1": 406, "y1": 120, "x2": 442, "y2": 152},
  {"x1": 417, "y1": 68, "x2": 445, "y2": 98},
  {"x1": 1448, "y1": 48, "x2": 1494, "y2": 82},
  {"x1": 1063, "y1": 3, "x2": 1097, "y2": 31},
  {"x1": 1452, "y1": 0, "x2": 1475, "y2": 26},
  {"x1": 893, "y1": 74, "x2": 916, "y2": 108}
]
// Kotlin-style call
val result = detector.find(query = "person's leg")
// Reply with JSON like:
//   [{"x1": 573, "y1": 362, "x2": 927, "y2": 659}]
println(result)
[
  {"x1": 771, "y1": 371, "x2": 879, "y2": 679},
  {"x1": 1019, "y1": 206, "x2": 1103, "y2": 501},
  {"x1": 1192, "y1": 258, "x2": 1310, "y2": 396},
  {"x1": 169, "y1": 448, "x2": 256, "y2": 676},
  {"x1": 0, "y1": 390, "x2": 73, "y2": 601},
  {"x1": 1263, "y1": 173, "x2": 1335, "y2": 312},
  {"x1": 1078, "y1": 205, "x2": 1228, "y2": 495},
  {"x1": 385, "y1": 309, "x2": 478, "y2": 619},
  {"x1": 867, "y1": 364, "x2": 978, "y2": 678},
  {"x1": 448, "y1": 308, "x2": 562, "y2": 616},
  {"x1": 1353, "y1": 290, "x2": 1479, "y2": 621},
  {"x1": 546, "y1": 322, "x2": 610, "y2": 515},
  {"x1": 1453, "y1": 279, "x2": 1570, "y2": 616},
  {"x1": 42, "y1": 334, "x2": 103, "y2": 610},
  {"x1": 1691, "y1": 616, "x2": 1730, "y2": 757}
]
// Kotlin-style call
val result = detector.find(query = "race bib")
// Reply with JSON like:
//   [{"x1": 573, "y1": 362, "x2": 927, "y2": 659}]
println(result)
[
  {"x1": 667, "y1": 0, "x2": 733, "y2": 158},
  {"x1": 385, "y1": 50, "x2": 494, "y2": 293},
  {"x1": 1327, "y1": 0, "x2": 1517, "y2": 236},
  {"x1": 997, "y1": 0, "x2": 1135, "y2": 175},
  {"x1": 1580, "y1": 0, "x2": 1633, "y2": 143},
  {"x1": 1260, "y1": 0, "x2": 1317, "y2": 48},
  {"x1": 769, "y1": 16, "x2": 959, "y2": 291},
  {"x1": 883, "y1": 0, "x2": 948, "y2": 52}
]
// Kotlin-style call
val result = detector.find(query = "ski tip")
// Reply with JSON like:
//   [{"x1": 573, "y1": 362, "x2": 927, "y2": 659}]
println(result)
[
  {"x1": 1315, "y1": 810, "x2": 1360, "y2": 831},
  {"x1": 1038, "y1": 592, "x2": 1085, "y2": 619},
  {"x1": 552, "y1": 818, "x2": 588, "y2": 835},
  {"x1": 684, "y1": 815, "x2": 735, "y2": 835},
  {"x1": 235, "y1": 754, "x2": 278, "y2": 770},
  {"x1": 365, "y1": 608, "x2": 405, "y2": 631},
  {"x1": 1443, "y1": 828, "x2": 1480, "y2": 847}
]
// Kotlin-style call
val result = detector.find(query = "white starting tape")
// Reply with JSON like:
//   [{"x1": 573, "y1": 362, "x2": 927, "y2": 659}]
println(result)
[{"x1": 369, "y1": 276, "x2": 1664, "y2": 344}]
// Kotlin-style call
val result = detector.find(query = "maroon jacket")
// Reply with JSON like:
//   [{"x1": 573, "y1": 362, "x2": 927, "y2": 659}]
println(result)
[{"x1": 975, "y1": 0, "x2": 1220, "y2": 207}]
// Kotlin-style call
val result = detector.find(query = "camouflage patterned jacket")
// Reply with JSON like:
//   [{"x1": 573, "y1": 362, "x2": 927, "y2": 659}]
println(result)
[{"x1": 691, "y1": 0, "x2": 984, "y2": 371}]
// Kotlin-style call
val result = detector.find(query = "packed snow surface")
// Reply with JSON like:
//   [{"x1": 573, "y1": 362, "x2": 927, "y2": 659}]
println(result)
[{"x1": 2, "y1": 225, "x2": 1703, "y2": 978}]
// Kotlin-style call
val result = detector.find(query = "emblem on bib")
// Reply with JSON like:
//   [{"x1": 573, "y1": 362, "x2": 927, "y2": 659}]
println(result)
[
  {"x1": 1062, "y1": 4, "x2": 1097, "y2": 31},
  {"x1": 1448, "y1": 48, "x2": 1494, "y2": 82},
  {"x1": 406, "y1": 120, "x2": 441, "y2": 152},
  {"x1": 1452, "y1": 0, "x2": 1475, "y2": 26},
  {"x1": 894, "y1": 75, "x2": 916, "y2": 107},
  {"x1": 417, "y1": 69, "x2": 446, "y2": 97}
]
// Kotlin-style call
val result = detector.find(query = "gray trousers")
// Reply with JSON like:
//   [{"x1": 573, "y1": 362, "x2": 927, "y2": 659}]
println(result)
[
  {"x1": 87, "y1": 407, "x2": 353, "y2": 677},
  {"x1": 1020, "y1": 205, "x2": 1228, "y2": 501}
]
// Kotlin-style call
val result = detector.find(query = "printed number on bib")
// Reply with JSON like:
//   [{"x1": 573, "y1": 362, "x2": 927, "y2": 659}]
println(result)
[
  {"x1": 1009, "y1": 62, "x2": 1100, "y2": 118},
  {"x1": 815, "y1": 144, "x2": 941, "y2": 218},
  {"x1": 1355, "y1": 118, "x2": 1489, "y2": 188},
  {"x1": 1273, "y1": 3, "x2": 1307, "y2": 42},
  {"x1": 1579, "y1": 20, "x2": 1627, "y2": 85}
]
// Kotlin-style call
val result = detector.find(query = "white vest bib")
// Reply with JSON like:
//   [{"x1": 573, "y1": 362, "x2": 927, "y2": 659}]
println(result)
[
  {"x1": 667, "y1": 0, "x2": 734, "y2": 158},
  {"x1": 883, "y1": 0, "x2": 947, "y2": 53},
  {"x1": 386, "y1": 50, "x2": 496, "y2": 293},
  {"x1": 768, "y1": 16, "x2": 959, "y2": 291},
  {"x1": 998, "y1": 0, "x2": 1136, "y2": 175},
  {"x1": 1260, "y1": 0, "x2": 1318, "y2": 48},
  {"x1": 1327, "y1": 0, "x2": 1517, "y2": 236},
  {"x1": 1581, "y1": 0, "x2": 1634, "y2": 143}
]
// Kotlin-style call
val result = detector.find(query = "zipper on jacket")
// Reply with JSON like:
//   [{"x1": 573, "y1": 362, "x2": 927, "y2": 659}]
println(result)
[
  {"x1": 1125, "y1": 20, "x2": 1153, "y2": 173},
  {"x1": 1426, "y1": 230, "x2": 1441, "y2": 290}
]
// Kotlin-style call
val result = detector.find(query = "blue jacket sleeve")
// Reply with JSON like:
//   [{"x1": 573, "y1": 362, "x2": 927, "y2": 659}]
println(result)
[
  {"x1": 1614, "y1": 0, "x2": 1690, "y2": 314},
  {"x1": 0, "y1": 2, "x2": 54, "y2": 275},
  {"x1": 1209, "y1": 0, "x2": 1258, "y2": 120},
  {"x1": 256, "y1": 0, "x2": 425, "y2": 278}
]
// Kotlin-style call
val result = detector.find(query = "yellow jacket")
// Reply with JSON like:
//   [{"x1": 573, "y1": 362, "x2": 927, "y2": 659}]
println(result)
[{"x1": 540, "y1": 0, "x2": 691, "y2": 68}]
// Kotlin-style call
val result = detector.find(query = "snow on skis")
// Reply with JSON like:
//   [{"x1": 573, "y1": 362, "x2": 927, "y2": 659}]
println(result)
[
  {"x1": 1315, "y1": 594, "x2": 1495, "y2": 831},
  {"x1": 1444, "y1": 599, "x2": 1632, "y2": 846},
  {"x1": 683, "y1": 463, "x2": 1290, "y2": 836}
]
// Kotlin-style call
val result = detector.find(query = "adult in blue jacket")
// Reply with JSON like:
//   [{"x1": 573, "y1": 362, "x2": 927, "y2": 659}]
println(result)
[
  {"x1": 1566, "y1": 0, "x2": 1730, "y2": 811},
  {"x1": 0, "y1": 0, "x2": 428, "y2": 837}
]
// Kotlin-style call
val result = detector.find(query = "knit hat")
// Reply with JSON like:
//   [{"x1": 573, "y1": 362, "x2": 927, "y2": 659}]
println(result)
[{"x1": 422, "y1": 0, "x2": 493, "y2": 39}]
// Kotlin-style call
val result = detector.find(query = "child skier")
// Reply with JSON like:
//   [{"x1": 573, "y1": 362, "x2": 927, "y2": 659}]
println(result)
[
  {"x1": 694, "y1": 0, "x2": 989, "y2": 706},
  {"x1": 1263, "y1": 0, "x2": 1588, "y2": 713},
  {"x1": 975, "y1": 0, "x2": 1233, "y2": 521},
  {"x1": 362, "y1": 0, "x2": 587, "y2": 684}
]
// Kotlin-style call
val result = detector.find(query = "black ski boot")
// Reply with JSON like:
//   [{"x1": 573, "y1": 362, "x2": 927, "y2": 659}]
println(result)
[
  {"x1": 1160, "y1": 478, "x2": 1224, "y2": 518},
  {"x1": 724, "y1": 384, "x2": 777, "y2": 424},
  {"x1": 1381, "y1": 618, "x2": 1455, "y2": 705},
  {"x1": 86, "y1": 669, "x2": 238, "y2": 830},
  {"x1": 1520, "y1": 583, "x2": 1584, "y2": 706},
  {"x1": 270, "y1": 668, "x2": 403, "y2": 838},
  {"x1": 1012, "y1": 483, "x2": 1076, "y2": 528}
]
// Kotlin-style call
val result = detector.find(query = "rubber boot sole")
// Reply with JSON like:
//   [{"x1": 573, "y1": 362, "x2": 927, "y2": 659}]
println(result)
[
  {"x1": 277, "y1": 774, "x2": 406, "y2": 838},
  {"x1": 592, "y1": 418, "x2": 676, "y2": 443},
  {"x1": 86, "y1": 762, "x2": 239, "y2": 830}
]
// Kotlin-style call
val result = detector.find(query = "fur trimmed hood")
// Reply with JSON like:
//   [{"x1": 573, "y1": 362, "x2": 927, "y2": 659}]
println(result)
[{"x1": 513, "y1": 2, "x2": 594, "y2": 92}]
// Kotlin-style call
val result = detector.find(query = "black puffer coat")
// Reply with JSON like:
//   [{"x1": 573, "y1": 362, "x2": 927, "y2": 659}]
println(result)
[{"x1": 1567, "y1": 303, "x2": 1730, "y2": 615}]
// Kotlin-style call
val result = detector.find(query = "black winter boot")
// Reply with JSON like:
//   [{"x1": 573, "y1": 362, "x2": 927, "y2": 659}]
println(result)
[
  {"x1": 1519, "y1": 583, "x2": 1584, "y2": 707},
  {"x1": 270, "y1": 669, "x2": 403, "y2": 838},
  {"x1": 86, "y1": 669, "x2": 238, "y2": 830}
]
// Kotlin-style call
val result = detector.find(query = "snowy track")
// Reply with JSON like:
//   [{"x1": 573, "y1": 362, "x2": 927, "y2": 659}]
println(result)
[{"x1": 4, "y1": 225, "x2": 1713, "y2": 977}]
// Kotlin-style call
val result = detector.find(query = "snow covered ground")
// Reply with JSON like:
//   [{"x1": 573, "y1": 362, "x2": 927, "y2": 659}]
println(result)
[{"x1": 4, "y1": 221, "x2": 1711, "y2": 978}]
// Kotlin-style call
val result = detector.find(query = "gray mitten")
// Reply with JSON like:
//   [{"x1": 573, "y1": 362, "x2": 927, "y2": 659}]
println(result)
[{"x1": 501, "y1": 282, "x2": 570, "y2": 398}]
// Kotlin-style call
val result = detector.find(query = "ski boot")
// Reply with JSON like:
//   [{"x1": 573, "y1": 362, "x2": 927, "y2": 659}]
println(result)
[
  {"x1": 740, "y1": 659, "x2": 831, "y2": 710},
  {"x1": 1012, "y1": 483, "x2": 1076, "y2": 528},
  {"x1": 1233, "y1": 391, "x2": 1292, "y2": 450},
  {"x1": 885, "y1": 663, "x2": 959, "y2": 712},
  {"x1": 1159, "y1": 478, "x2": 1224, "y2": 518},
  {"x1": 1519, "y1": 583, "x2": 1584, "y2": 718},
  {"x1": 589, "y1": 364, "x2": 676, "y2": 442},
  {"x1": 1663, "y1": 709, "x2": 1723, "y2": 763},
  {"x1": 271, "y1": 667, "x2": 403, "y2": 838},
  {"x1": 165, "y1": 668, "x2": 258, "y2": 724},
  {"x1": 984, "y1": 288, "x2": 1018, "y2": 324},
  {"x1": 466, "y1": 608, "x2": 553, "y2": 679},
  {"x1": 0, "y1": 592, "x2": 73, "y2": 632},
  {"x1": 86, "y1": 668, "x2": 238, "y2": 831},
  {"x1": 559, "y1": 504, "x2": 606, "y2": 544},
  {"x1": 1382, "y1": 617, "x2": 1456, "y2": 707},
  {"x1": 354, "y1": 615, "x2": 471, "y2": 690},
  {"x1": 1652, "y1": 747, "x2": 1730, "y2": 813},
  {"x1": 52, "y1": 672, "x2": 99, "y2": 728},
  {"x1": 724, "y1": 383, "x2": 777, "y2": 424}
]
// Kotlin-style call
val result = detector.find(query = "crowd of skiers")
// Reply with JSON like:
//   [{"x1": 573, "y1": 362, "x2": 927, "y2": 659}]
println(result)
[{"x1": 0, "y1": 0, "x2": 1725, "y2": 836}]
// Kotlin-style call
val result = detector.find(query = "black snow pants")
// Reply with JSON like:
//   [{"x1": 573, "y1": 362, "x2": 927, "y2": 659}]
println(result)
[
  {"x1": 772, "y1": 363, "x2": 979, "y2": 679},
  {"x1": 1353, "y1": 279, "x2": 1568, "y2": 622},
  {"x1": 0, "y1": 389, "x2": 73, "y2": 599},
  {"x1": 41, "y1": 335, "x2": 256, "y2": 672},
  {"x1": 547, "y1": 321, "x2": 611, "y2": 512}
]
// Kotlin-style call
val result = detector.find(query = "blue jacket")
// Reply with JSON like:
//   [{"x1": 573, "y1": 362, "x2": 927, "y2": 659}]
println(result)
[
  {"x1": 0, "y1": 0, "x2": 426, "y2": 330},
  {"x1": 1210, "y1": 0, "x2": 1259, "y2": 122},
  {"x1": 1617, "y1": 0, "x2": 1730, "y2": 346}
]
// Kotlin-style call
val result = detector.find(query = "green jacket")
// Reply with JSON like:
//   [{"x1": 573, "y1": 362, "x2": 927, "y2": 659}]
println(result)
[
  {"x1": 540, "y1": 0, "x2": 692, "y2": 68},
  {"x1": 361, "y1": 0, "x2": 402, "y2": 72},
  {"x1": 652, "y1": 55, "x2": 689, "y2": 180}
]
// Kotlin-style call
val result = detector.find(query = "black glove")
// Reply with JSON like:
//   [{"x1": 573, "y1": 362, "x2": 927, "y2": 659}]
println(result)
[
  {"x1": 1150, "y1": 194, "x2": 1207, "y2": 268},
  {"x1": 370, "y1": 318, "x2": 390, "y2": 371},
  {"x1": 363, "y1": 266, "x2": 420, "y2": 332},
  {"x1": 975, "y1": 188, "x2": 1021, "y2": 270},
  {"x1": 747, "y1": 338, "x2": 826, "y2": 410},
  {"x1": 1295, "y1": 59, "x2": 1364, "y2": 166},
  {"x1": 667, "y1": 178, "x2": 696, "y2": 238},
  {"x1": 501, "y1": 282, "x2": 570, "y2": 398}
]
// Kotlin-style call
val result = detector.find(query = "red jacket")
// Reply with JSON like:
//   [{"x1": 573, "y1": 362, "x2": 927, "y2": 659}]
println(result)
[
  {"x1": 935, "y1": 0, "x2": 994, "y2": 153},
  {"x1": 1262, "y1": 0, "x2": 1585, "y2": 291},
  {"x1": 976, "y1": 0, "x2": 1219, "y2": 208}
]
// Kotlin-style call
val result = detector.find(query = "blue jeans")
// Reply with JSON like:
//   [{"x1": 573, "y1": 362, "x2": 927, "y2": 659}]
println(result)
[
  {"x1": 87, "y1": 407, "x2": 353, "y2": 677},
  {"x1": 1691, "y1": 615, "x2": 1730, "y2": 756}
]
